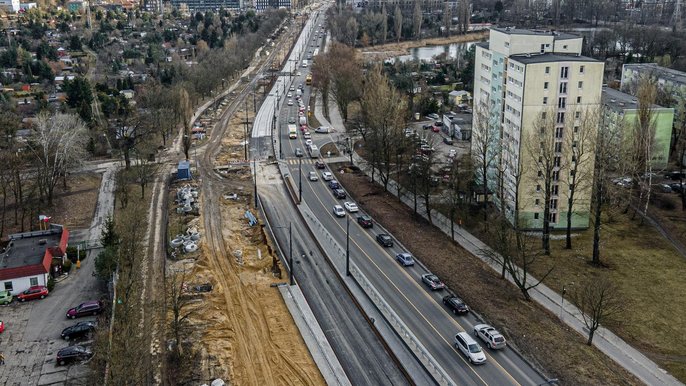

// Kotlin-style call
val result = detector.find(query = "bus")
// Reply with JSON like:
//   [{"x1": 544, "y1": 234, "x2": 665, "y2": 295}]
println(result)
[
  {"x1": 288, "y1": 124, "x2": 297, "y2": 139},
  {"x1": 305, "y1": 74, "x2": 312, "y2": 85}
]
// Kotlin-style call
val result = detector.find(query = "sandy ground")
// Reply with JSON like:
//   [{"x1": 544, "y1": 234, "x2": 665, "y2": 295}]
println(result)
[
  {"x1": 332, "y1": 163, "x2": 641, "y2": 386},
  {"x1": 359, "y1": 31, "x2": 489, "y2": 60},
  {"x1": 167, "y1": 92, "x2": 324, "y2": 385}
]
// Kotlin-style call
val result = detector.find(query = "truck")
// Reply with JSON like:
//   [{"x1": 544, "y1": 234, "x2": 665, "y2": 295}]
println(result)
[
  {"x1": 296, "y1": 89, "x2": 302, "y2": 97},
  {"x1": 299, "y1": 116, "x2": 307, "y2": 126},
  {"x1": 288, "y1": 124, "x2": 297, "y2": 139},
  {"x1": 307, "y1": 144, "x2": 320, "y2": 158},
  {"x1": 302, "y1": 60, "x2": 308, "y2": 68}
]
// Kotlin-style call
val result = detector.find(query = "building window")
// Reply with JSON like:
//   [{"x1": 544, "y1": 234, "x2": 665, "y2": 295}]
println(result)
[
  {"x1": 542, "y1": 112, "x2": 547, "y2": 119},
  {"x1": 550, "y1": 213, "x2": 557, "y2": 223},
  {"x1": 540, "y1": 43, "x2": 545, "y2": 53},
  {"x1": 556, "y1": 112, "x2": 565, "y2": 124},
  {"x1": 543, "y1": 97, "x2": 548, "y2": 105},
  {"x1": 554, "y1": 142, "x2": 563, "y2": 153},
  {"x1": 30, "y1": 277, "x2": 38, "y2": 286},
  {"x1": 575, "y1": 111, "x2": 581, "y2": 119},
  {"x1": 563, "y1": 45, "x2": 568, "y2": 49},
  {"x1": 578, "y1": 81, "x2": 583, "y2": 89},
  {"x1": 554, "y1": 156, "x2": 561, "y2": 167},
  {"x1": 558, "y1": 97, "x2": 566, "y2": 109},
  {"x1": 505, "y1": 42, "x2": 510, "y2": 47},
  {"x1": 550, "y1": 199, "x2": 558, "y2": 209},
  {"x1": 552, "y1": 184, "x2": 559, "y2": 195},
  {"x1": 577, "y1": 96, "x2": 582, "y2": 103},
  {"x1": 559, "y1": 82, "x2": 567, "y2": 94},
  {"x1": 552, "y1": 171, "x2": 560, "y2": 181},
  {"x1": 3, "y1": 282, "x2": 12, "y2": 292},
  {"x1": 555, "y1": 127, "x2": 564, "y2": 138},
  {"x1": 560, "y1": 66, "x2": 569, "y2": 79},
  {"x1": 545, "y1": 66, "x2": 550, "y2": 74},
  {"x1": 538, "y1": 170, "x2": 543, "y2": 177},
  {"x1": 544, "y1": 81, "x2": 549, "y2": 90},
  {"x1": 535, "y1": 199, "x2": 540, "y2": 205},
  {"x1": 534, "y1": 213, "x2": 540, "y2": 219},
  {"x1": 574, "y1": 126, "x2": 579, "y2": 133},
  {"x1": 580, "y1": 65, "x2": 585, "y2": 74}
]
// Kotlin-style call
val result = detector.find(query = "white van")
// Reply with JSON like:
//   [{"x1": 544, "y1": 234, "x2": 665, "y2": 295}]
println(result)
[{"x1": 454, "y1": 332, "x2": 486, "y2": 365}]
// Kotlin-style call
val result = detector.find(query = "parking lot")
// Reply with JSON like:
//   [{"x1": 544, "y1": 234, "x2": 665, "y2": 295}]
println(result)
[{"x1": 0, "y1": 236, "x2": 102, "y2": 386}]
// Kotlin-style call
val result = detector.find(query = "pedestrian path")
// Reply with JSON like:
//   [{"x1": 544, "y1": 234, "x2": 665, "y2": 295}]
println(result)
[{"x1": 312, "y1": 90, "x2": 683, "y2": 386}]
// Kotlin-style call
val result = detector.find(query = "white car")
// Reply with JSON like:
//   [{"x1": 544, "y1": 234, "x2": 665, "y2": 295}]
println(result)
[
  {"x1": 308, "y1": 171, "x2": 318, "y2": 181},
  {"x1": 315, "y1": 126, "x2": 330, "y2": 133},
  {"x1": 454, "y1": 332, "x2": 486, "y2": 365},
  {"x1": 305, "y1": 139, "x2": 313, "y2": 147},
  {"x1": 333, "y1": 205, "x2": 345, "y2": 217},
  {"x1": 287, "y1": 92, "x2": 293, "y2": 98},
  {"x1": 287, "y1": 99, "x2": 293, "y2": 106},
  {"x1": 344, "y1": 202, "x2": 358, "y2": 212},
  {"x1": 303, "y1": 131, "x2": 312, "y2": 139},
  {"x1": 322, "y1": 172, "x2": 333, "y2": 181},
  {"x1": 473, "y1": 324, "x2": 507, "y2": 350},
  {"x1": 289, "y1": 86, "x2": 295, "y2": 91}
]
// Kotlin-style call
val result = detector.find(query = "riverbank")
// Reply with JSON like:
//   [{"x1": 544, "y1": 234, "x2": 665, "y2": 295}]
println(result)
[{"x1": 359, "y1": 31, "x2": 488, "y2": 60}]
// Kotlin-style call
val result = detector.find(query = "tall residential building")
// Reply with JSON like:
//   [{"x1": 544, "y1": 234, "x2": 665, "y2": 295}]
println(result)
[
  {"x1": 621, "y1": 63, "x2": 686, "y2": 100},
  {"x1": 472, "y1": 28, "x2": 604, "y2": 230}
]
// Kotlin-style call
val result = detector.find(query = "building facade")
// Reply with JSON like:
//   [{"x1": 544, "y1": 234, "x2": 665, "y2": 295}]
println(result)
[
  {"x1": 472, "y1": 28, "x2": 604, "y2": 229},
  {"x1": 0, "y1": 0, "x2": 20, "y2": 12},
  {"x1": 602, "y1": 86, "x2": 674, "y2": 167},
  {"x1": 171, "y1": 0, "x2": 241, "y2": 12},
  {"x1": 621, "y1": 63, "x2": 686, "y2": 101}
]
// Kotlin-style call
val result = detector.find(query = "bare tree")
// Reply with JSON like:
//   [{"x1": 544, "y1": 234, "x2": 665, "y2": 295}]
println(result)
[
  {"x1": 27, "y1": 113, "x2": 89, "y2": 205},
  {"x1": 132, "y1": 143, "x2": 160, "y2": 199},
  {"x1": 470, "y1": 101, "x2": 498, "y2": 221},
  {"x1": 457, "y1": 0, "x2": 470, "y2": 34},
  {"x1": 167, "y1": 269, "x2": 197, "y2": 359},
  {"x1": 328, "y1": 43, "x2": 362, "y2": 122},
  {"x1": 441, "y1": 155, "x2": 472, "y2": 241},
  {"x1": 571, "y1": 277, "x2": 624, "y2": 345}
]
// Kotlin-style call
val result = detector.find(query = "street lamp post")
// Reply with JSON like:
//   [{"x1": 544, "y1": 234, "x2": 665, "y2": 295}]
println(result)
[
  {"x1": 253, "y1": 158, "x2": 258, "y2": 208},
  {"x1": 346, "y1": 214, "x2": 350, "y2": 276},
  {"x1": 298, "y1": 157, "x2": 303, "y2": 203},
  {"x1": 288, "y1": 223, "x2": 293, "y2": 285}
]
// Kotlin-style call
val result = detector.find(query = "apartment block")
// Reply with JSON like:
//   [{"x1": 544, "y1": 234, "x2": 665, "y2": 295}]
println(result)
[
  {"x1": 602, "y1": 86, "x2": 674, "y2": 167},
  {"x1": 621, "y1": 63, "x2": 686, "y2": 101},
  {"x1": 472, "y1": 27, "x2": 604, "y2": 230},
  {"x1": 170, "y1": 0, "x2": 241, "y2": 12}
]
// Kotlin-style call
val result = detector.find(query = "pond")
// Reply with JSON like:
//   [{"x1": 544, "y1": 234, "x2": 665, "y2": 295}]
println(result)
[{"x1": 394, "y1": 42, "x2": 477, "y2": 62}]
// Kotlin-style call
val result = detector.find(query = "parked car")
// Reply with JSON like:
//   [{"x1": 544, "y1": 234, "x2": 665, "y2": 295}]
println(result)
[
  {"x1": 396, "y1": 252, "x2": 415, "y2": 266},
  {"x1": 315, "y1": 126, "x2": 330, "y2": 133},
  {"x1": 443, "y1": 295, "x2": 469, "y2": 314},
  {"x1": 333, "y1": 188, "x2": 347, "y2": 199},
  {"x1": 422, "y1": 124, "x2": 433, "y2": 130},
  {"x1": 454, "y1": 332, "x2": 486, "y2": 364},
  {"x1": 66, "y1": 300, "x2": 104, "y2": 319},
  {"x1": 17, "y1": 285, "x2": 49, "y2": 302},
  {"x1": 427, "y1": 113, "x2": 439, "y2": 120},
  {"x1": 376, "y1": 233, "x2": 393, "y2": 247},
  {"x1": 308, "y1": 171, "x2": 319, "y2": 181},
  {"x1": 357, "y1": 215, "x2": 373, "y2": 228},
  {"x1": 669, "y1": 182, "x2": 684, "y2": 193},
  {"x1": 61, "y1": 321, "x2": 96, "y2": 341},
  {"x1": 665, "y1": 171, "x2": 686, "y2": 180},
  {"x1": 333, "y1": 205, "x2": 346, "y2": 217},
  {"x1": 328, "y1": 180, "x2": 340, "y2": 189},
  {"x1": 322, "y1": 172, "x2": 333, "y2": 181},
  {"x1": 344, "y1": 202, "x2": 359, "y2": 212},
  {"x1": 0, "y1": 290, "x2": 13, "y2": 305},
  {"x1": 0, "y1": 320, "x2": 5, "y2": 333},
  {"x1": 56, "y1": 345, "x2": 93, "y2": 366},
  {"x1": 443, "y1": 137, "x2": 454, "y2": 145},
  {"x1": 421, "y1": 274, "x2": 445, "y2": 290},
  {"x1": 315, "y1": 160, "x2": 326, "y2": 169},
  {"x1": 473, "y1": 324, "x2": 507, "y2": 349},
  {"x1": 655, "y1": 184, "x2": 672, "y2": 193},
  {"x1": 295, "y1": 148, "x2": 304, "y2": 157}
]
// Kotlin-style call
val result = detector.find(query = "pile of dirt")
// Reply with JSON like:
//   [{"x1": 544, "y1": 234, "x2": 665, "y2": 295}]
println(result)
[{"x1": 333, "y1": 164, "x2": 641, "y2": 386}]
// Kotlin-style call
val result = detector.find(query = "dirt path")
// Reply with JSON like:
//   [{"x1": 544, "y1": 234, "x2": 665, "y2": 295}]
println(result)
[{"x1": 359, "y1": 31, "x2": 488, "y2": 60}]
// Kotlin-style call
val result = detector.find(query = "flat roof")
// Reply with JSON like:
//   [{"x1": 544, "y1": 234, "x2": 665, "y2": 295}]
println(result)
[
  {"x1": 491, "y1": 27, "x2": 579, "y2": 40},
  {"x1": 511, "y1": 53, "x2": 600, "y2": 64},
  {"x1": 623, "y1": 63, "x2": 686, "y2": 86},
  {"x1": 0, "y1": 229, "x2": 62, "y2": 270},
  {"x1": 602, "y1": 86, "x2": 668, "y2": 113}
]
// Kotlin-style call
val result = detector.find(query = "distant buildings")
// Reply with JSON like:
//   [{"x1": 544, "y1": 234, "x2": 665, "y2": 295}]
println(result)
[
  {"x1": 254, "y1": 0, "x2": 291, "y2": 11},
  {"x1": 0, "y1": 0, "x2": 20, "y2": 12},
  {"x1": 602, "y1": 86, "x2": 674, "y2": 167},
  {"x1": 621, "y1": 63, "x2": 686, "y2": 101},
  {"x1": 472, "y1": 27, "x2": 604, "y2": 229},
  {"x1": 170, "y1": 0, "x2": 241, "y2": 11}
]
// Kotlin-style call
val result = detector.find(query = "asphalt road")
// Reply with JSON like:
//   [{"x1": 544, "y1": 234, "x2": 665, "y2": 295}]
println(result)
[{"x1": 274, "y1": 13, "x2": 549, "y2": 386}]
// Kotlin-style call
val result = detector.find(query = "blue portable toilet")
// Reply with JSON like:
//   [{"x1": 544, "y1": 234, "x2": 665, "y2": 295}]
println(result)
[{"x1": 177, "y1": 160, "x2": 192, "y2": 180}]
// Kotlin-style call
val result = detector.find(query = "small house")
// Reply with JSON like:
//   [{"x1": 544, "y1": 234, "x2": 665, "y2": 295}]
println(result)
[{"x1": 448, "y1": 90, "x2": 472, "y2": 106}]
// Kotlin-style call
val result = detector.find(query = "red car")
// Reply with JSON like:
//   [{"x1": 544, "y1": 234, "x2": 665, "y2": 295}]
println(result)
[
  {"x1": 17, "y1": 285, "x2": 49, "y2": 302},
  {"x1": 0, "y1": 320, "x2": 5, "y2": 333}
]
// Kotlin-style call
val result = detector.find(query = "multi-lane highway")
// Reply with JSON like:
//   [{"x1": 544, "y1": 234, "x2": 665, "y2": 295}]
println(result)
[{"x1": 254, "y1": 5, "x2": 550, "y2": 386}]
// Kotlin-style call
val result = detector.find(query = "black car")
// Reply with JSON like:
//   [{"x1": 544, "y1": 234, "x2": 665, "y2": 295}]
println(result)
[
  {"x1": 670, "y1": 182, "x2": 684, "y2": 193},
  {"x1": 61, "y1": 321, "x2": 96, "y2": 341},
  {"x1": 665, "y1": 171, "x2": 686, "y2": 180},
  {"x1": 333, "y1": 188, "x2": 347, "y2": 199},
  {"x1": 357, "y1": 215, "x2": 373, "y2": 228},
  {"x1": 422, "y1": 124, "x2": 433, "y2": 130},
  {"x1": 315, "y1": 160, "x2": 326, "y2": 169},
  {"x1": 295, "y1": 148, "x2": 304, "y2": 157},
  {"x1": 376, "y1": 233, "x2": 393, "y2": 247},
  {"x1": 443, "y1": 295, "x2": 470, "y2": 314},
  {"x1": 56, "y1": 345, "x2": 93, "y2": 366},
  {"x1": 328, "y1": 180, "x2": 340, "y2": 189}
]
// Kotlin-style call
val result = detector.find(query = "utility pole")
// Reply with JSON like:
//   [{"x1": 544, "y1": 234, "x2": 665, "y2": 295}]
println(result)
[
  {"x1": 346, "y1": 215, "x2": 350, "y2": 276},
  {"x1": 253, "y1": 158, "x2": 258, "y2": 208},
  {"x1": 244, "y1": 99, "x2": 249, "y2": 160},
  {"x1": 298, "y1": 158, "x2": 303, "y2": 203},
  {"x1": 289, "y1": 222, "x2": 293, "y2": 286}
]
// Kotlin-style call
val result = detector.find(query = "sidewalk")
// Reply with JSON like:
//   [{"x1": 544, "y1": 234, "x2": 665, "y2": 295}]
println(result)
[{"x1": 314, "y1": 97, "x2": 683, "y2": 386}]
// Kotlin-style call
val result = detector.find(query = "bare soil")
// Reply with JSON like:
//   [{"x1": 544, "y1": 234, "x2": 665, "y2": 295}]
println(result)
[
  {"x1": 359, "y1": 31, "x2": 488, "y2": 61},
  {"x1": 333, "y1": 163, "x2": 641, "y2": 386}
]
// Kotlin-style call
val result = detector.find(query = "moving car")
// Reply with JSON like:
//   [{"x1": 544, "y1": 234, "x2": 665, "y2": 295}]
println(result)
[
  {"x1": 328, "y1": 180, "x2": 340, "y2": 189},
  {"x1": 305, "y1": 139, "x2": 313, "y2": 147},
  {"x1": 303, "y1": 131, "x2": 312, "y2": 139},
  {"x1": 333, "y1": 205, "x2": 346, "y2": 217},
  {"x1": 473, "y1": 324, "x2": 507, "y2": 349},
  {"x1": 443, "y1": 295, "x2": 469, "y2": 314},
  {"x1": 287, "y1": 92, "x2": 292, "y2": 98},
  {"x1": 56, "y1": 345, "x2": 93, "y2": 366},
  {"x1": 17, "y1": 285, "x2": 49, "y2": 302},
  {"x1": 287, "y1": 99, "x2": 293, "y2": 106},
  {"x1": 288, "y1": 116, "x2": 296, "y2": 124},
  {"x1": 376, "y1": 233, "x2": 393, "y2": 247},
  {"x1": 295, "y1": 148, "x2": 304, "y2": 157},
  {"x1": 322, "y1": 172, "x2": 333, "y2": 181},
  {"x1": 66, "y1": 300, "x2": 104, "y2": 319},
  {"x1": 357, "y1": 215, "x2": 373, "y2": 228},
  {"x1": 396, "y1": 252, "x2": 415, "y2": 266},
  {"x1": 0, "y1": 290, "x2": 13, "y2": 305},
  {"x1": 344, "y1": 202, "x2": 358, "y2": 212},
  {"x1": 308, "y1": 171, "x2": 318, "y2": 181},
  {"x1": 454, "y1": 332, "x2": 486, "y2": 364},
  {"x1": 315, "y1": 160, "x2": 326, "y2": 169},
  {"x1": 421, "y1": 274, "x2": 445, "y2": 290},
  {"x1": 61, "y1": 321, "x2": 96, "y2": 341},
  {"x1": 333, "y1": 189, "x2": 347, "y2": 199}
]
